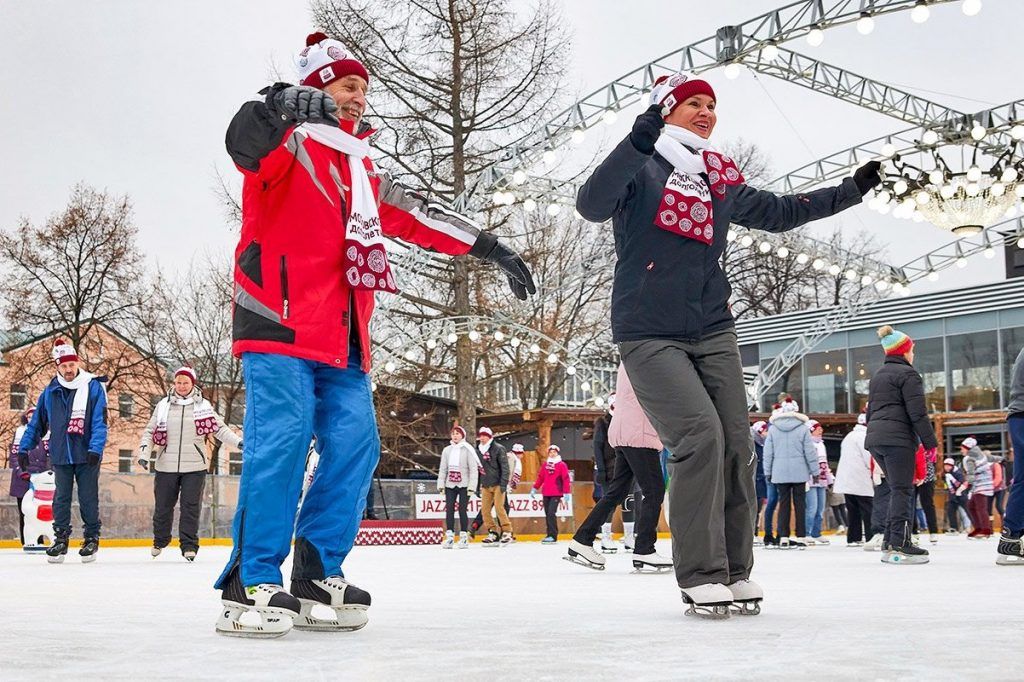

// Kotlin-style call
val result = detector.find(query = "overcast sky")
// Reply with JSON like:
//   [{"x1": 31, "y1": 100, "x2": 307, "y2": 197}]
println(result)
[{"x1": 1, "y1": 0, "x2": 1021, "y2": 296}]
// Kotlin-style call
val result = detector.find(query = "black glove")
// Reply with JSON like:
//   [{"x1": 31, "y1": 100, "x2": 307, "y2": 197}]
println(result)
[
  {"x1": 87, "y1": 452, "x2": 100, "y2": 466},
  {"x1": 629, "y1": 105, "x2": 666, "y2": 154},
  {"x1": 137, "y1": 457, "x2": 149, "y2": 471},
  {"x1": 18, "y1": 454, "x2": 29, "y2": 472},
  {"x1": 264, "y1": 83, "x2": 339, "y2": 127},
  {"x1": 469, "y1": 232, "x2": 536, "y2": 301},
  {"x1": 853, "y1": 160, "x2": 882, "y2": 195},
  {"x1": 238, "y1": 441, "x2": 244, "y2": 450}
]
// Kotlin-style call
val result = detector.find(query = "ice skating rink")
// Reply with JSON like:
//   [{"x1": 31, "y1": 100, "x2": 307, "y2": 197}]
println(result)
[{"x1": 3, "y1": 536, "x2": 1020, "y2": 681}]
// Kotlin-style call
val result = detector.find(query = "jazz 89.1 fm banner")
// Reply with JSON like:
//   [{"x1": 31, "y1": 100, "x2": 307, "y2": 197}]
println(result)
[{"x1": 414, "y1": 493, "x2": 573, "y2": 519}]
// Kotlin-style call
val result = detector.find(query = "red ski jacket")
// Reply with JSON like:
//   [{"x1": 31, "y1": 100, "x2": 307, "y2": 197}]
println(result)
[{"x1": 226, "y1": 100, "x2": 481, "y2": 371}]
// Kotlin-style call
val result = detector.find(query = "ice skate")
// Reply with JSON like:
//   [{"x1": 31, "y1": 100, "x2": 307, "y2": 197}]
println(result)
[
  {"x1": 481, "y1": 530, "x2": 500, "y2": 547},
  {"x1": 996, "y1": 531, "x2": 1024, "y2": 566},
  {"x1": 457, "y1": 531, "x2": 469, "y2": 549},
  {"x1": 929, "y1": 534, "x2": 939, "y2": 545},
  {"x1": 811, "y1": 536, "x2": 829, "y2": 546},
  {"x1": 882, "y1": 542, "x2": 930, "y2": 565},
  {"x1": 762, "y1": 534, "x2": 778, "y2": 549},
  {"x1": 631, "y1": 551, "x2": 672, "y2": 573},
  {"x1": 726, "y1": 579, "x2": 763, "y2": 616},
  {"x1": 863, "y1": 536, "x2": 885, "y2": 552},
  {"x1": 847, "y1": 540, "x2": 864, "y2": 547},
  {"x1": 442, "y1": 530, "x2": 455, "y2": 549},
  {"x1": 679, "y1": 583, "x2": 732, "y2": 620},
  {"x1": 803, "y1": 536, "x2": 817, "y2": 546},
  {"x1": 499, "y1": 531, "x2": 513, "y2": 546},
  {"x1": 623, "y1": 532, "x2": 635, "y2": 552},
  {"x1": 541, "y1": 536, "x2": 557, "y2": 544},
  {"x1": 291, "y1": 577, "x2": 371, "y2": 632},
  {"x1": 600, "y1": 532, "x2": 618, "y2": 554},
  {"x1": 183, "y1": 549, "x2": 197, "y2": 562},
  {"x1": 46, "y1": 535, "x2": 69, "y2": 564},
  {"x1": 564, "y1": 540, "x2": 606, "y2": 570},
  {"x1": 79, "y1": 537, "x2": 99, "y2": 563},
  {"x1": 151, "y1": 546, "x2": 162, "y2": 558},
  {"x1": 216, "y1": 573, "x2": 300, "y2": 639}
]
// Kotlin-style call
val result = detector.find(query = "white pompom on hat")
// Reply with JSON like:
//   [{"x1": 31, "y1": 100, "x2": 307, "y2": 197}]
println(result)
[
  {"x1": 296, "y1": 32, "x2": 369, "y2": 90},
  {"x1": 779, "y1": 398, "x2": 801, "y2": 414}
]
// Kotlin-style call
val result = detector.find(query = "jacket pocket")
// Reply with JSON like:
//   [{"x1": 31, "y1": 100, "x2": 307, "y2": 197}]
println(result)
[
  {"x1": 238, "y1": 240, "x2": 263, "y2": 287},
  {"x1": 194, "y1": 444, "x2": 207, "y2": 463},
  {"x1": 279, "y1": 255, "x2": 290, "y2": 319}
]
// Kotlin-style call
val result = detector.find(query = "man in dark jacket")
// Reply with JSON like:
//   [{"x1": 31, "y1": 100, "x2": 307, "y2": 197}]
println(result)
[
  {"x1": 865, "y1": 325, "x2": 938, "y2": 564},
  {"x1": 476, "y1": 427, "x2": 511, "y2": 545},
  {"x1": 19, "y1": 338, "x2": 108, "y2": 563},
  {"x1": 576, "y1": 70, "x2": 880, "y2": 612}
]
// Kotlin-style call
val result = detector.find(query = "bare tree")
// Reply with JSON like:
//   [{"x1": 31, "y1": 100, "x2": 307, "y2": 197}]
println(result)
[{"x1": 311, "y1": 0, "x2": 570, "y2": 433}]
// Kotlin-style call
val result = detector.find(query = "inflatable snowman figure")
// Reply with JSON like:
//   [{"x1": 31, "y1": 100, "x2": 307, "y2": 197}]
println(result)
[{"x1": 21, "y1": 470, "x2": 56, "y2": 553}]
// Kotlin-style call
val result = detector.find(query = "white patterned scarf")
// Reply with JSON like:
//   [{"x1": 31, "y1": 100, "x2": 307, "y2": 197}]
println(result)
[
  {"x1": 152, "y1": 390, "x2": 218, "y2": 447},
  {"x1": 57, "y1": 371, "x2": 97, "y2": 436}
]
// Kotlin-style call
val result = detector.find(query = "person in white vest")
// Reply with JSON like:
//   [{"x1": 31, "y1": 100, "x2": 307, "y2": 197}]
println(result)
[
  {"x1": 139, "y1": 366, "x2": 241, "y2": 561},
  {"x1": 436, "y1": 426, "x2": 479, "y2": 549}
]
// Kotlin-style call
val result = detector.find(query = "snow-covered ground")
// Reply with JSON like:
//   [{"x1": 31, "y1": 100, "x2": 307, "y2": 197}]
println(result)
[{"x1": 3, "y1": 536, "x2": 1020, "y2": 681}]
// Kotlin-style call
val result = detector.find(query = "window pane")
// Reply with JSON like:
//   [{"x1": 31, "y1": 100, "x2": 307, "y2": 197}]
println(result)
[
  {"x1": 1001, "y1": 327, "x2": 1024, "y2": 406},
  {"x1": 762, "y1": 358, "x2": 803, "y2": 409},
  {"x1": 118, "y1": 394, "x2": 134, "y2": 419},
  {"x1": 229, "y1": 451, "x2": 243, "y2": 476},
  {"x1": 850, "y1": 346, "x2": 884, "y2": 413},
  {"x1": 914, "y1": 337, "x2": 947, "y2": 413},
  {"x1": 9, "y1": 384, "x2": 27, "y2": 411},
  {"x1": 803, "y1": 349, "x2": 848, "y2": 413},
  {"x1": 948, "y1": 331, "x2": 999, "y2": 411},
  {"x1": 118, "y1": 449, "x2": 133, "y2": 473}
]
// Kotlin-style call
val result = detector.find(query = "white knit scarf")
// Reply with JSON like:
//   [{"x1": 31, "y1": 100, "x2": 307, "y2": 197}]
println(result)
[
  {"x1": 152, "y1": 390, "x2": 218, "y2": 447},
  {"x1": 296, "y1": 123, "x2": 397, "y2": 292},
  {"x1": 57, "y1": 371, "x2": 97, "y2": 436}
]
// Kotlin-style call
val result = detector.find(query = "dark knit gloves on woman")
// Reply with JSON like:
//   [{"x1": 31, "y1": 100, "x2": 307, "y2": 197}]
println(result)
[
  {"x1": 629, "y1": 105, "x2": 666, "y2": 154},
  {"x1": 853, "y1": 160, "x2": 883, "y2": 195},
  {"x1": 469, "y1": 231, "x2": 537, "y2": 300}
]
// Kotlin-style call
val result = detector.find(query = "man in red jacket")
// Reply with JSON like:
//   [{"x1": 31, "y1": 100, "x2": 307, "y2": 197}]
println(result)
[{"x1": 214, "y1": 32, "x2": 534, "y2": 638}]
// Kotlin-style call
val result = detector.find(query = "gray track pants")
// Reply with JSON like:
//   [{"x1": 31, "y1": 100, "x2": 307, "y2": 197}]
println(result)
[{"x1": 620, "y1": 330, "x2": 756, "y2": 589}]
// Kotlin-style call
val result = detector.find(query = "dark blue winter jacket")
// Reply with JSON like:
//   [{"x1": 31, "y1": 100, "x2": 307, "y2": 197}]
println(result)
[
  {"x1": 576, "y1": 135, "x2": 863, "y2": 342},
  {"x1": 19, "y1": 375, "x2": 108, "y2": 466}
]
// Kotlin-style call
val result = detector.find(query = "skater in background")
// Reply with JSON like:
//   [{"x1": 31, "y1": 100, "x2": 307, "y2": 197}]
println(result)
[
  {"x1": 8, "y1": 408, "x2": 50, "y2": 547},
  {"x1": 805, "y1": 419, "x2": 833, "y2": 545},
  {"x1": 827, "y1": 486, "x2": 846, "y2": 535},
  {"x1": 990, "y1": 457, "x2": 1006, "y2": 525},
  {"x1": 566, "y1": 364, "x2": 670, "y2": 571},
  {"x1": 942, "y1": 457, "x2": 970, "y2": 533},
  {"x1": 19, "y1": 339, "x2": 107, "y2": 564},
  {"x1": 763, "y1": 399, "x2": 817, "y2": 549},
  {"x1": 997, "y1": 345, "x2": 1024, "y2": 565},
  {"x1": 436, "y1": 426, "x2": 479, "y2": 549},
  {"x1": 468, "y1": 442, "x2": 521, "y2": 538},
  {"x1": 751, "y1": 421, "x2": 771, "y2": 546},
  {"x1": 912, "y1": 444, "x2": 940, "y2": 545},
  {"x1": 865, "y1": 325, "x2": 937, "y2": 564},
  {"x1": 532, "y1": 445, "x2": 571, "y2": 543},
  {"x1": 138, "y1": 366, "x2": 241, "y2": 561},
  {"x1": 214, "y1": 31, "x2": 534, "y2": 637},
  {"x1": 591, "y1": 395, "x2": 621, "y2": 552},
  {"x1": 576, "y1": 68, "x2": 880, "y2": 616},
  {"x1": 834, "y1": 413, "x2": 874, "y2": 546},
  {"x1": 476, "y1": 427, "x2": 511, "y2": 546},
  {"x1": 961, "y1": 436, "x2": 1003, "y2": 539}
]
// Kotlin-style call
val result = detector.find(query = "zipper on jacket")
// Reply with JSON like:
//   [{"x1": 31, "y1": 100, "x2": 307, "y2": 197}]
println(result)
[
  {"x1": 177, "y1": 405, "x2": 185, "y2": 472},
  {"x1": 280, "y1": 255, "x2": 290, "y2": 319}
]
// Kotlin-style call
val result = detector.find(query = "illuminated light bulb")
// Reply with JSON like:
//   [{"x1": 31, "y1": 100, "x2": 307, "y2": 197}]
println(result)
[
  {"x1": 912, "y1": 211, "x2": 925, "y2": 223},
  {"x1": 928, "y1": 169, "x2": 944, "y2": 184},
  {"x1": 812, "y1": 258, "x2": 825, "y2": 270},
  {"x1": 877, "y1": 190, "x2": 891, "y2": 204},
  {"x1": 893, "y1": 179, "x2": 908, "y2": 195},
  {"x1": 566, "y1": 365, "x2": 577, "y2": 375},
  {"x1": 915, "y1": 191, "x2": 930, "y2": 205},
  {"x1": 426, "y1": 339, "x2": 437, "y2": 350},
  {"x1": 861, "y1": 274, "x2": 873, "y2": 286},
  {"x1": 962, "y1": 0, "x2": 982, "y2": 16},
  {"x1": 984, "y1": 247, "x2": 996, "y2": 259},
  {"x1": 758, "y1": 241, "x2": 772, "y2": 254},
  {"x1": 543, "y1": 150, "x2": 556, "y2": 165},
  {"x1": 927, "y1": 270, "x2": 939, "y2": 282},
  {"x1": 845, "y1": 269, "x2": 859, "y2": 281},
  {"x1": 447, "y1": 332, "x2": 458, "y2": 343},
  {"x1": 1001, "y1": 167, "x2": 1017, "y2": 182},
  {"x1": 878, "y1": 203, "x2": 891, "y2": 215},
  {"x1": 494, "y1": 331, "x2": 505, "y2": 342},
  {"x1": 384, "y1": 361, "x2": 396, "y2": 373},
  {"x1": 956, "y1": 257, "x2": 968, "y2": 268},
  {"x1": 940, "y1": 185, "x2": 955, "y2": 199},
  {"x1": 529, "y1": 343, "x2": 541, "y2": 354},
  {"x1": 546, "y1": 353, "x2": 559, "y2": 364},
  {"x1": 967, "y1": 165, "x2": 982, "y2": 182},
  {"x1": 922, "y1": 130, "x2": 939, "y2": 145},
  {"x1": 776, "y1": 246, "x2": 790, "y2": 258},
  {"x1": 1006, "y1": 205, "x2": 1019, "y2": 218},
  {"x1": 806, "y1": 27, "x2": 824, "y2": 46},
  {"x1": 910, "y1": 2, "x2": 930, "y2": 23},
  {"x1": 856, "y1": 15, "x2": 875, "y2": 34},
  {"x1": 828, "y1": 264, "x2": 841, "y2": 276},
  {"x1": 992, "y1": 183, "x2": 1005, "y2": 197},
  {"x1": 404, "y1": 350, "x2": 416, "y2": 360},
  {"x1": 740, "y1": 235, "x2": 754, "y2": 248},
  {"x1": 510, "y1": 337, "x2": 521, "y2": 348},
  {"x1": 880, "y1": 143, "x2": 896, "y2": 158},
  {"x1": 523, "y1": 198, "x2": 537, "y2": 212},
  {"x1": 468, "y1": 330, "x2": 480, "y2": 342},
  {"x1": 1018, "y1": 236, "x2": 1024, "y2": 248},
  {"x1": 571, "y1": 129, "x2": 585, "y2": 145},
  {"x1": 724, "y1": 63, "x2": 741, "y2": 80},
  {"x1": 594, "y1": 396, "x2": 605, "y2": 407},
  {"x1": 1017, "y1": 184, "x2": 1024, "y2": 197},
  {"x1": 581, "y1": 381, "x2": 591, "y2": 392},
  {"x1": 966, "y1": 183, "x2": 980, "y2": 197},
  {"x1": 726, "y1": 230, "x2": 736, "y2": 242},
  {"x1": 371, "y1": 382, "x2": 377, "y2": 392},
  {"x1": 512, "y1": 170, "x2": 527, "y2": 185},
  {"x1": 875, "y1": 279, "x2": 890, "y2": 291},
  {"x1": 971, "y1": 124, "x2": 987, "y2": 141},
  {"x1": 761, "y1": 43, "x2": 779, "y2": 60},
  {"x1": 547, "y1": 204, "x2": 562, "y2": 216},
  {"x1": 492, "y1": 191, "x2": 504, "y2": 205},
  {"x1": 1011, "y1": 125, "x2": 1024, "y2": 140},
  {"x1": 796, "y1": 253, "x2": 810, "y2": 265},
  {"x1": 602, "y1": 110, "x2": 618, "y2": 125}
]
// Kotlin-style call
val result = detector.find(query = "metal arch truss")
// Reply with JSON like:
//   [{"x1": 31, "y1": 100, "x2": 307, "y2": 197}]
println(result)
[
  {"x1": 370, "y1": 314, "x2": 614, "y2": 402},
  {"x1": 748, "y1": 215, "x2": 1024, "y2": 406}
]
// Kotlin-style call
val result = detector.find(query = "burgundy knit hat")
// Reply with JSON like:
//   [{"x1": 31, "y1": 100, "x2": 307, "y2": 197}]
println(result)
[
  {"x1": 175, "y1": 365, "x2": 198, "y2": 385},
  {"x1": 296, "y1": 32, "x2": 370, "y2": 90},
  {"x1": 451, "y1": 425, "x2": 466, "y2": 438},
  {"x1": 650, "y1": 71, "x2": 716, "y2": 117},
  {"x1": 52, "y1": 338, "x2": 78, "y2": 365}
]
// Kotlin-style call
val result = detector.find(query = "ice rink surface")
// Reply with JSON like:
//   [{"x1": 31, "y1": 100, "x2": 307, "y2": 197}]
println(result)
[{"x1": 3, "y1": 535, "x2": 1021, "y2": 681}]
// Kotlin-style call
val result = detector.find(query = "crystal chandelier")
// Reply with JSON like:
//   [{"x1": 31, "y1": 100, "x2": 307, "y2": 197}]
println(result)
[{"x1": 868, "y1": 138, "x2": 1024, "y2": 236}]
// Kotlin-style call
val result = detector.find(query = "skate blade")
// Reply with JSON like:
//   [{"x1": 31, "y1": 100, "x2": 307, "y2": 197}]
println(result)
[
  {"x1": 80, "y1": 555, "x2": 97, "y2": 563},
  {"x1": 295, "y1": 601, "x2": 368, "y2": 632},
  {"x1": 729, "y1": 600, "x2": 762, "y2": 616},
  {"x1": 882, "y1": 555, "x2": 929, "y2": 565},
  {"x1": 631, "y1": 561, "x2": 672, "y2": 574},
  {"x1": 216, "y1": 604, "x2": 295, "y2": 638},
  {"x1": 684, "y1": 605, "x2": 731, "y2": 620},
  {"x1": 996, "y1": 556, "x2": 1024, "y2": 566},
  {"x1": 600, "y1": 548, "x2": 618, "y2": 554},
  {"x1": 562, "y1": 555, "x2": 605, "y2": 571},
  {"x1": 46, "y1": 555, "x2": 66, "y2": 564}
]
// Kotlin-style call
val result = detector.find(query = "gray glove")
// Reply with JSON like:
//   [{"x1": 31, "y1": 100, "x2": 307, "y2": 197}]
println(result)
[{"x1": 264, "y1": 84, "x2": 339, "y2": 127}]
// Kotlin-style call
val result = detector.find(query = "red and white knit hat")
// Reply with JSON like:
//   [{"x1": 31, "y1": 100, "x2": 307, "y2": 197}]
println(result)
[
  {"x1": 649, "y1": 71, "x2": 716, "y2": 117},
  {"x1": 451, "y1": 425, "x2": 466, "y2": 438},
  {"x1": 295, "y1": 32, "x2": 369, "y2": 90},
  {"x1": 512, "y1": 443, "x2": 525, "y2": 453},
  {"x1": 175, "y1": 366, "x2": 198, "y2": 385},
  {"x1": 961, "y1": 436, "x2": 978, "y2": 449},
  {"x1": 52, "y1": 338, "x2": 78, "y2": 365},
  {"x1": 478, "y1": 426, "x2": 494, "y2": 438},
  {"x1": 548, "y1": 444, "x2": 560, "y2": 453}
]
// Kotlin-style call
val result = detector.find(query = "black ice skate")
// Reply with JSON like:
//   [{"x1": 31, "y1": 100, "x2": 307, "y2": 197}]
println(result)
[
  {"x1": 996, "y1": 530, "x2": 1024, "y2": 566},
  {"x1": 563, "y1": 540, "x2": 606, "y2": 570},
  {"x1": 882, "y1": 542, "x2": 930, "y2": 565},
  {"x1": 291, "y1": 577, "x2": 371, "y2": 632},
  {"x1": 182, "y1": 549, "x2": 197, "y2": 562},
  {"x1": 215, "y1": 570, "x2": 300, "y2": 638},
  {"x1": 79, "y1": 538, "x2": 99, "y2": 563},
  {"x1": 631, "y1": 551, "x2": 673, "y2": 574},
  {"x1": 726, "y1": 579, "x2": 763, "y2": 616},
  {"x1": 679, "y1": 583, "x2": 733, "y2": 620},
  {"x1": 481, "y1": 531, "x2": 500, "y2": 547},
  {"x1": 46, "y1": 534, "x2": 69, "y2": 564}
]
